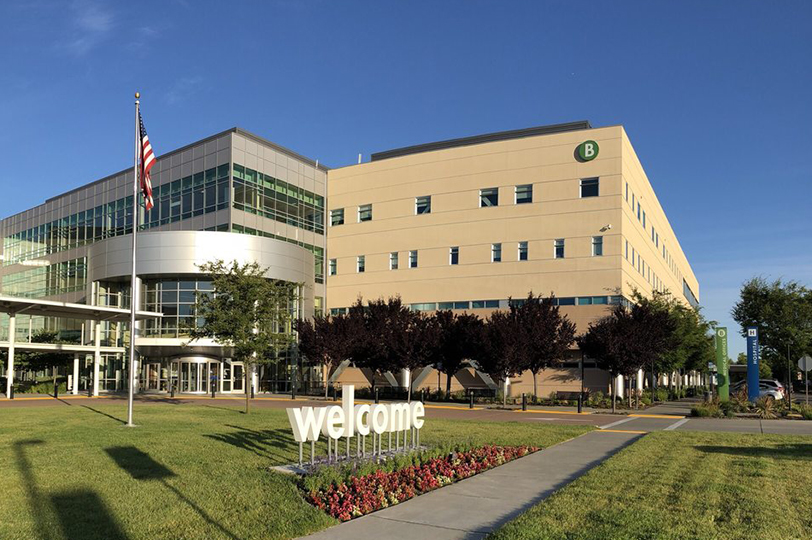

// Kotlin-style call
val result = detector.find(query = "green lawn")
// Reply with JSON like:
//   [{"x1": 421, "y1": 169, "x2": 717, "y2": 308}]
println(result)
[
  {"x1": 488, "y1": 431, "x2": 812, "y2": 540},
  {"x1": 0, "y1": 402, "x2": 590, "y2": 540}
]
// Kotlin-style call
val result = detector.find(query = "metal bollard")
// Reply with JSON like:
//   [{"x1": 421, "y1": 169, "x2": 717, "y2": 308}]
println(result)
[
  {"x1": 291, "y1": 382, "x2": 296, "y2": 400},
  {"x1": 577, "y1": 393, "x2": 583, "y2": 414},
  {"x1": 332, "y1": 385, "x2": 337, "y2": 402},
  {"x1": 421, "y1": 389, "x2": 425, "y2": 404},
  {"x1": 251, "y1": 384, "x2": 255, "y2": 399},
  {"x1": 54, "y1": 382, "x2": 59, "y2": 399},
  {"x1": 375, "y1": 388, "x2": 379, "y2": 404},
  {"x1": 170, "y1": 382, "x2": 175, "y2": 399},
  {"x1": 522, "y1": 393, "x2": 527, "y2": 411},
  {"x1": 10, "y1": 385, "x2": 14, "y2": 399},
  {"x1": 469, "y1": 391, "x2": 474, "y2": 409},
  {"x1": 211, "y1": 384, "x2": 216, "y2": 399}
]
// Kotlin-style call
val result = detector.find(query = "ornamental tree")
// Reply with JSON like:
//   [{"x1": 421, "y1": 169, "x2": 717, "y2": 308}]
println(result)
[
  {"x1": 191, "y1": 259, "x2": 300, "y2": 413},
  {"x1": 516, "y1": 293, "x2": 577, "y2": 398},
  {"x1": 431, "y1": 311, "x2": 484, "y2": 395},
  {"x1": 578, "y1": 302, "x2": 675, "y2": 411},
  {"x1": 295, "y1": 313, "x2": 358, "y2": 399},
  {"x1": 477, "y1": 309, "x2": 527, "y2": 407},
  {"x1": 348, "y1": 297, "x2": 410, "y2": 392}
]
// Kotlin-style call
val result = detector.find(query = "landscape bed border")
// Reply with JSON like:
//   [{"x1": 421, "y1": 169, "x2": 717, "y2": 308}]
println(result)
[{"x1": 302, "y1": 444, "x2": 539, "y2": 521}]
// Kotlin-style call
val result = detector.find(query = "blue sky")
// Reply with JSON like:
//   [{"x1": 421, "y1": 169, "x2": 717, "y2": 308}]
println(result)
[{"x1": 1, "y1": 0, "x2": 810, "y2": 356}]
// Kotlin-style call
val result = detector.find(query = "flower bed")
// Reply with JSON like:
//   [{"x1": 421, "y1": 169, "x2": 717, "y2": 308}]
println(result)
[{"x1": 306, "y1": 444, "x2": 538, "y2": 521}]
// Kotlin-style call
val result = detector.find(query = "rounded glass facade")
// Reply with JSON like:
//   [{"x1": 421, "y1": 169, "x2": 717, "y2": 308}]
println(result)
[{"x1": 142, "y1": 278, "x2": 212, "y2": 338}]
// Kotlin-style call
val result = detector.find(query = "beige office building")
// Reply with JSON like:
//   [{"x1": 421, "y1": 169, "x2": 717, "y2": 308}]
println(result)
[{"x1": 324, "y1": 121, "x2": 699, "y2": 397}]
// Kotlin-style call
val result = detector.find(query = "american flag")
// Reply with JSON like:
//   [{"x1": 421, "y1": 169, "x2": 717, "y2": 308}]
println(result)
[{"x1": 138, "y1": 112, "x2": 156, "y2": 211}]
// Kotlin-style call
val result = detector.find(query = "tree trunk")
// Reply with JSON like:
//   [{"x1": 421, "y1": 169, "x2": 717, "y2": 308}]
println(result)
[
  {"x1": 532, "y1": 371, "x2": 538, "y2": 401},
  {"x1": 244, "y1": 367, "x2": 250, "y2": 414},
  {"x1": 611, "y1": 375, "x2": 616, "y2": 413},
  {"x1": 324, "y1": 362, "x2": 329, "y2": 400},
  {"x1": 445, "y1": 370, "x2": 452, "y2": 396}
]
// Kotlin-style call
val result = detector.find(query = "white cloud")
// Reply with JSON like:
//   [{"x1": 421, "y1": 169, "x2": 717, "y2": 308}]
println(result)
[
  {"x1": 63, "y1": 0, "x2": 114, "y2": 57},
  {"x1": 165, "y1": 76, "x2": 204, "y2": 105}
]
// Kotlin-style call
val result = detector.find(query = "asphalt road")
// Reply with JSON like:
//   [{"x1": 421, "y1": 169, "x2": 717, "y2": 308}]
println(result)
[{"x1": 3, "y1": 393, "x2": 812, "y2": 435}]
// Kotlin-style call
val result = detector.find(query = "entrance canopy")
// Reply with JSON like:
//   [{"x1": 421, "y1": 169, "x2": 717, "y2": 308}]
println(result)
[
  {"x1": 0, "y1": 294, "x2": 162, "y2": 322},
  {"x1": 1, "y1": 294, "x2": 163, "y2": 398}
]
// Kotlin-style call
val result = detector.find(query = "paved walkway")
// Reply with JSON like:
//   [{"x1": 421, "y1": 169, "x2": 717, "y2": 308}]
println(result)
[{"x1": 298, "y1": 430, "x2": 641, "y2": 540}]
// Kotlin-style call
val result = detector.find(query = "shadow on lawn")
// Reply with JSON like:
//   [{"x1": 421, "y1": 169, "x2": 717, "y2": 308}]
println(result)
[
  {"x1": 204, "y1": 425, "x2": 298, "y2": 462},
  {"x1": 696, "y1": 444, "x2": 812, "y2": 460},
  {"x1": 104, "y1": 446, "x2": 243, "y2": 540},
  {"x1": 14, "y1": 439, "x2": 129, "y2": 540},
  {"x1": 81, "y1": 405, "x2": 126, "y2": 424}
]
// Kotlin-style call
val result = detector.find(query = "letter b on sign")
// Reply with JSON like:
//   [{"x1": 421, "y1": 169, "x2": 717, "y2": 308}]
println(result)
[{"x1": 577, "y1": 140, "x2": 599, "y2": 162}]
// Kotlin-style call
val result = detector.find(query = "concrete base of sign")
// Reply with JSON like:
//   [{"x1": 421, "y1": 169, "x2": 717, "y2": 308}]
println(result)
[{"x1": 272, "y1": 446, "x2": 428, "y2": 476}]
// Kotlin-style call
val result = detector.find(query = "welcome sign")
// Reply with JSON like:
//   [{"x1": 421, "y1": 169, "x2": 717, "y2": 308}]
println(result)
[{"x1": 286, "y1": 385, "x2": 425, "y2": 443}]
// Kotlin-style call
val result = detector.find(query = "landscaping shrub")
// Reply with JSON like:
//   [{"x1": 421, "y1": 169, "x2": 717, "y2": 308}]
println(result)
[
  {"x1": 305, "y1": 445, "x2": 538, "y2": 521},
  {"x1": 691, "y1": 400, "x2": 723, "y2": 418},
  {"x1": 798, "y1": 405, "x2": 812, "y2": 421},
  {"x1": 754, "y1": 397, "x2": 778, "y2": 419}
]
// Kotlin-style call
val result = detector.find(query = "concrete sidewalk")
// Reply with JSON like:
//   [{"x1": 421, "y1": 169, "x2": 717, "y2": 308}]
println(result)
[{"x1": 298, "y1": 430, "x2": 642, "y2": 540}]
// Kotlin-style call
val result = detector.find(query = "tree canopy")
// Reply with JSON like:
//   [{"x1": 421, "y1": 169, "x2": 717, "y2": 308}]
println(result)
[{"x1": 191, "y1": 259, "x2": 300, "y2": 413}]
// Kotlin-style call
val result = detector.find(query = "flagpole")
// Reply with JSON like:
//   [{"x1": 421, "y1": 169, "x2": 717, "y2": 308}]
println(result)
[{"x1": 127, "y1": 92, "x2": 140, "y2": 427}]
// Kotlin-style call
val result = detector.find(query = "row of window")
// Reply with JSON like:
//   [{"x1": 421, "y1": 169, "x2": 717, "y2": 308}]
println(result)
[
  {"x1": 625, "y1": 181, "x2": 682, "y2": 284},
  {"x1": 231, "y1": 224, "x2": 325, "y2": 284},
  {"x1": 330, "y1": 236, "x2": 604, "y2": 275},
  {"x1": 0, "y1": 257, "x2": 87, "y2": 298},
  {"x1": 329, "y1": 295, "x2": 626, "y2": 315},
  {"x1": 329, "y1": 178, "x2": 600, "y2": 226},
  {"x1": 2, "y1": 164, "x2": 231, "y2": 267},
  {"x1": 625, "y1": 240, "x2": 668, "y2": 293},
  {"x1": 232, "y1": 163, "x2": 325, "y2": 235}
]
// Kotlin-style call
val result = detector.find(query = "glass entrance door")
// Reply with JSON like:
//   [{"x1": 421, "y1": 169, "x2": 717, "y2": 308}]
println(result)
[
  {"x1": 146, "y1": 363, "x2": 160, "y2": 390},
  {"x1": 180, "y1": 361, "x2": 204, "y2": 393},
  {"x1": 233, "y1": 363, "x2": 244, "y2": 393}
]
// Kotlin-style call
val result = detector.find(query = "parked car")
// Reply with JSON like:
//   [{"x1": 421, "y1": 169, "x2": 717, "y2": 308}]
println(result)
[{"x1": 729, "y1": 380, "x2": 783, "y2": 401}]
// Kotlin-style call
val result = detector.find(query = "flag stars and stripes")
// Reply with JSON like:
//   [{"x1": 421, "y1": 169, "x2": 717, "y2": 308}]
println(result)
[{"x1": 139, "y1": 112, "x2": 156, "y2": 211}]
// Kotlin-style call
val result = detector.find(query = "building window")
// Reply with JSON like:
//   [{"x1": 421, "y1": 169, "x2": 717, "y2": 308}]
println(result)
[
  {"x1": 358, "y1": 204, "x2": 372, "y2": 222},
  {"x1": 416, "y1": 196, "x2": 431, "y2": 215},
  {"x1": 329, "y1": 258, "x2": 337, "y2": 276},
  {"x1": 330, "y1": 208, "x2": 344, "y2": 226},
  {"x1": 592, "y1": 236, "x2": 603, "y2": 256},
  {"x1": 515, "y1": 184, "x2": 532, "y2": 204},
  {"x1": 642, "y1": 210, "x2": 647, "y2": 228},
  {"x1": 357, "y1": 255, "x2": 365, "y2": 273},
  {"x1": 580, "y1": 178, "x2": 599, "y2": 198},
  {"x1": 637, "y1": 202, "x2": 641, "y2": 221},
  {"x1": 625, "y1": 182, "x2": 629, "y2": 203},
  {"x1": 389, "y1": 252, "x2": 398, "y2": 270},
  {"x1": 409, "y1": 250, "x2": 418, "y2": 268},
  {"x1": 518, "y1": 241, "x2": 528, "y2": 261},
  {"x1": 449, "y1": 246, "x2": 459, "y2": 265},
  {"x1": 491, "y1": 243, "x2": 502, "y2": 262},
  {"x1": 625, "y1": 240, "x2": 629, "y2": 260},
  {"x1": 554, "y1": 239, "x2": 565, "y2": 259},
  {"x1": 480, "y1": 187, "x2": 498, "y2": 207}
]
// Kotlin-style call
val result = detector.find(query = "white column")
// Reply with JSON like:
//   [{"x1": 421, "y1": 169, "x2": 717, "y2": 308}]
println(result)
[
  {"x1": 615, "y1": 374, "x2": 625, "y2": 399},
  {"x1": 636, "y1": 369, "x2": 644, "y2": 396},
  {"x1": 93, "y1": 321, "x2": 101, "y2": 397},
  {"x1": 72, "y1": 355, "x2": 79, "y2": 395},
  {"x1": 6, "y1": 314, "x2": 15, "y2": 398},
  {"x1": 251, "y1": 364, "x2": 258, "y2": 395}
]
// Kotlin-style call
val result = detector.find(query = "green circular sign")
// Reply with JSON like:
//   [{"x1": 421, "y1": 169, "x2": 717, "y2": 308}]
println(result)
[{"x1": 577, "y1": 140, "x2": 599, "y2": 161}]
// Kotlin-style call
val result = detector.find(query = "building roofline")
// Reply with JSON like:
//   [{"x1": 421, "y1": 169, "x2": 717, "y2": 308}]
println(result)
[
  {"x1": 40, "y1": 127, "x2": 329, "y2": 205},
  {"x1": 370, "y1": 121, "x2": 593, "y2": 162}
]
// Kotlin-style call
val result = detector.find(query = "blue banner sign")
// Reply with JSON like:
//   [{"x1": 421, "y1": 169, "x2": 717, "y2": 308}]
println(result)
[{"x1": 746, "y1": 326, "x2": 760, "y2": 401}]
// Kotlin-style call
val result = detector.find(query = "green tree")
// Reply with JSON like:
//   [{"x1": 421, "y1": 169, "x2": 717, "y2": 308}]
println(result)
[
  {"x1": 632, "y1": 289, "x2": 715, "y2": 395},
  {"x1": 732, "y1": 278, "x2": 812, "y2": 385},
  {"x1": 190, "y1": 260, "x2": 300, "y2": 413}
]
